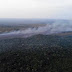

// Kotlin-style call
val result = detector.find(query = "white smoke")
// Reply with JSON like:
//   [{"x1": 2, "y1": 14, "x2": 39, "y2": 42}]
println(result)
[
  {"x1": 0, "y1": 20, "x2": 72, "y2": 38},
  {"x1": 21, "y1": 20, "x2": 72, "y2": 35}
]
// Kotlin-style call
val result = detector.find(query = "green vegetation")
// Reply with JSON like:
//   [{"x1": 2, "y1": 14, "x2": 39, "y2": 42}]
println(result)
[{"x1": 0, "y1": 34, "x2": 72, "y2": 72}]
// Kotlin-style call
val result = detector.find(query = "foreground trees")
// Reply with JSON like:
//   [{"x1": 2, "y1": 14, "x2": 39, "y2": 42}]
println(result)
[{"x1": 0, "y1": 46, "x2": 72, "y2": 72}]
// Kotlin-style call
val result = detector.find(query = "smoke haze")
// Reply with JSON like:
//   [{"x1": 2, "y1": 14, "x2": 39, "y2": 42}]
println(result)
[{"x1": 0, "y1": 20, "x2": 72, "y2": 38}]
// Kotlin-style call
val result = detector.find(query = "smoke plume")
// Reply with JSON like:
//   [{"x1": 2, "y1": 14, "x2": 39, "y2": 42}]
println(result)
[{"x1": 0, "y1": 20, "x2": 72, "y2": 38}]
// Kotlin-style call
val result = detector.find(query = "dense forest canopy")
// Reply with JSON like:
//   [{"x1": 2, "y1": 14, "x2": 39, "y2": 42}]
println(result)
[{"x1": 0, "y1": 34, "x2": 72, "y2": 72}]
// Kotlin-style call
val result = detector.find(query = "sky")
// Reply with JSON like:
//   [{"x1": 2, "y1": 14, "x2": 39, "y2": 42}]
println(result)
[{"x1": 0, "y1": 0, "x2": 72, "y2": 19}]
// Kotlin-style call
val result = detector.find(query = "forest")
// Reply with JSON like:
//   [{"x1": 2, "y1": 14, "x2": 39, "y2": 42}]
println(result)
[{"x1": 0, "y1": 34, "x2": 72, "y2": 72}]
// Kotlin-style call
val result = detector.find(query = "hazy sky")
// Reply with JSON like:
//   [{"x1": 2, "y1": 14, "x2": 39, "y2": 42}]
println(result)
[{"x1": 0, "y1": 0, "x2": 72, "y2": 19}]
